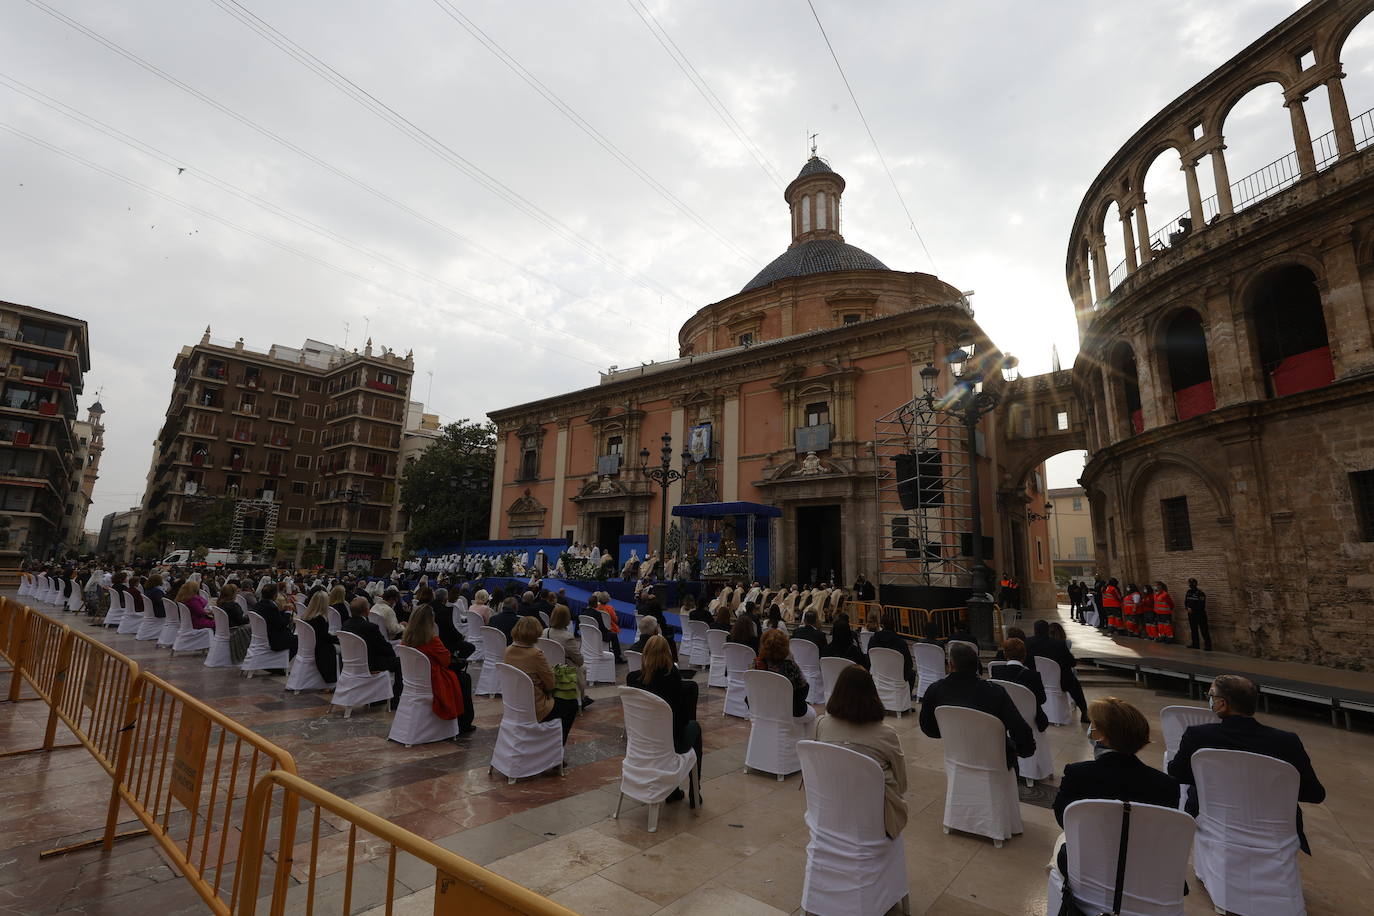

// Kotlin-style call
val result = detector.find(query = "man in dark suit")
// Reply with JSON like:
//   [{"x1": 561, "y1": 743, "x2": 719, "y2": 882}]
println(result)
[
  {"x1": 144, "y1": 573, "x2": 167, "y2": 619},
  {"x1": 1025, "y1": 618, "x2": 1090, "y2": 723},
  {"x1": 988, "y1": 637, "x2": 1048, "y2": 731},
  {"x1": 793, "y1": 610, "x2": 829, "y2": 654},
  {"x1": 920, "y1": 642, "x2": 1035, "y2": 768},
  {"x1": 489, "y1": 596, "x2": 522, "y2": 644},
  {"x1": 866, "y1": 613, "x2": 913, "y2": 690},
  {"x1": 340, "y1": 597, "x2": 402, "y2": 708},
  {"x1": 1168, "y1": 674, "x2": 1326, "y2": 854},
  {"x1": 852, "y1": 573, "x2": 876, "y2": 602},
  {"x1": 253, "y1": 582, "x2": 297, "y2": 660},
  {"x1": 528, "y1": 589, "x2": 555, "y2": 619}
]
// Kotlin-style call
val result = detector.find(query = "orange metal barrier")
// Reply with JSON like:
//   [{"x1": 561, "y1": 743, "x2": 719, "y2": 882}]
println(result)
[
  {"x1": 118, "y1": 672, "x2": 299, "y2": 914},
  {"x1": 849, "y1": 600, "x2": 883, "y2": 625},
  {"x1": 239, "y1": 770, "x2": 581, "y2": 916},
  {"x1": 926, "y1": 606, "x2": 970, "y2": 640},
  {"x1": 880, "y1": 605, "x2": 930, "y2": 639},
  {"x1": 6, "y1": 602, "x2": 67, "y2": 703},
  {"x1": 0, "y1": 595, "x2": 26, "y2": 670}
]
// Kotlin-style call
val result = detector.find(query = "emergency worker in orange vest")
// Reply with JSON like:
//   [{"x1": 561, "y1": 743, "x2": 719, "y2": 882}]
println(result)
[
  {"x1": 1102, "y1": 578, "x2": 1123, "y2": 632},
  {"x1": 1122, "y1": 583, "x2": 1141, "y2": 636},
  {"x1": 1152, "y1": 581, "x2": 1175, "y2": 642}
]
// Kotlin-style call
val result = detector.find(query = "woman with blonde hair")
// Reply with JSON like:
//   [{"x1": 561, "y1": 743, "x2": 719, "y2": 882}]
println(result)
[
  {"x1": 504, "y1": 615, "x2": 578, "y2": 743},
  {"x1": 300, "y1": 591, "x2": 338, "y2": 683},
  {"x1": 402, "y1": 605, "x2": 468, "y2": 725},
  {"x1": 627, "y1": 634, "x2": 702, "y2": 807}
]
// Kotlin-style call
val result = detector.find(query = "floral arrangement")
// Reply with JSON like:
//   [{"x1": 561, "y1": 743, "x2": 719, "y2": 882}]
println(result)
[{"x1": 703, "y1": 553, "x2": 749, "y2": 577}]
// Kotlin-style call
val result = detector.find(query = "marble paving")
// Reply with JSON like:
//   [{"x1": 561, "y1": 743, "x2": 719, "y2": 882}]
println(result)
[{"x1": 2, "y1": 597, "x2": 1373, "y2": 915}]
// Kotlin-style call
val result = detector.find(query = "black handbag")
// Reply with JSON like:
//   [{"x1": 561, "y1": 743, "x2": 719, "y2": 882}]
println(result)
[{"x1": 1058, "y1": 800, "x2": 1132, "y2": 916}]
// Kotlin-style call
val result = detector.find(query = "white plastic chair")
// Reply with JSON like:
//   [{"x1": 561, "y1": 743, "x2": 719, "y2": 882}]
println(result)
[
  {"x1": 172, "y1": 603, "x2": 212, "y2": 655},
  {"x1": 331, "y1": 631, "x2": 393, "y2": 717},
  {"x1": 101, "y1": 589, "x2": 127, "y2": 629},
  {"x1": 135, "y1": 598, "x2": 165, "y2": 641},
  {"x1": 913, "y1": 643, "x2": 945, "y2": 701},
  {"x1": 475, "y1": 627, "x2": 507, "y2": 696},
  {"x1": 388, "y1": 645, "x2": 460, "y2": 746},
  {"x1": 1035, "y1": 655, "x2": 1073, "y2": 725},
  {"x1": 240, "y1": 611, "x2": 289, "y2": 675},
  {"x1": 1159, "y1": 705, "x2": 1213, "y2": 771},
  {"x1": 204, "y1": 607, "x2": 236, "y2": 668},
  {"x1": 934, "y1": 705, "x2": 1023, "y2": 846},
  {"x1": 686, "y1": 620, "x2": 710, "y2": 667},
  {"x1": 326, "y1": 606, "x2": 342, "y2": 635},
  {"x1": 819, "y1": 656, "x2": 856, "y2": 705},
  {"x1": 285, "y1": 621, "x2": 329, "y2": 693},
  {"x1": 992, "y1": 679, "x2": 1054, "y2": 784},
  {"x1": 157, "y1": 599, "x2": 181, "y2": 648},
  {"x1": 1046, "y1": 800, "x2": 1195, "y2": 916},
  {"x1": 722, "y1": 643, "x2": 755, "y2": 719},
  {"x1": 614, "y1": 686, "x2": 697, "y2": 832},
  {"x1": 625, "y1": 650, "x2": 642, "y2": 676},
  {"x1": 869, "y1": 647, "x2": 911, "y2": 717},
  {"x1": 580, "y1": 621, "x2": 616, "y2": 685},
  {"x1": 1191, "y1": 749, "x2": 1305, "y2": 916},
  {"x1": 536, "y1": 637, "x2": 566, "y2": 667},
  {"x1": 743, "y1": 669, "x2": 814, "y2": 780},
  {"x1": 791, "y1": 639, "x2": 825, "y2": 704},
  {"x1": 797, "y1": 740, "x2": 910, "y2": 916},
  {"x1": 706, "y1": 629, "x2": 728, "y2": 688},
  {"x1": 489, "y1": 663, "x2": 564, "y2": 783}
]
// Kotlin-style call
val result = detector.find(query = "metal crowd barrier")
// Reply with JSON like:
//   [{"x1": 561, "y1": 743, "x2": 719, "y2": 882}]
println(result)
[{"x1": 238, "y1": 770, "x2": 581, "y2": 916}]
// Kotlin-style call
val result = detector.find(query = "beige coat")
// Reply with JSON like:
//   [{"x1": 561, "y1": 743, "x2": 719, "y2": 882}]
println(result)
[
  {"x1": 503, "y1": 644, "x2": 556, "y2": 722},
  {"x1": 813, "y1": 714, "x2": 909, "y2": 838}
]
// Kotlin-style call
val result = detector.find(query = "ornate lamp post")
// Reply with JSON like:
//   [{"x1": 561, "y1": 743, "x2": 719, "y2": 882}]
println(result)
[
  {"x1": 339, "y1": 487, "x2": 363, "y2": 572},
  {"x1": 639, "y1": 432, "x2": 691, "y2": 579},
  {"x1": 918, "y1": 333, "x2": 1019, "y2": 645}
]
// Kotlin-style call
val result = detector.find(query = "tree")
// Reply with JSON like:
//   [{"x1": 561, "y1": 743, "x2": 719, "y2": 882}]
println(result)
[
  {"x1": 399, "y1": 419, "x2": 496, "y2": 552},
  {"x1": 185, "y1": 497, "x2": 236, "y2": 550}
]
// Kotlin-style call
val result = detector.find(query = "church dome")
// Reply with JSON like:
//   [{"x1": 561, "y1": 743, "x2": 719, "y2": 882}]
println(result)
[{"x1": 741, "y1": 239, "x2": 890, "y2": 292}]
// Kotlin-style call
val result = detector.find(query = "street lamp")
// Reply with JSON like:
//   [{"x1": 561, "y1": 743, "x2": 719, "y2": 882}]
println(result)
[
  {"x1": 639, "y1": 432, "x2": 691, "y2": 579},
  {"x1": 450, "y1": 468, "x2": 476, "y2": 565},
  {"x1": 1027, "y1": 502, "x2": 1053, "y2": 522},
  {"x1": 339, "y1": 487, "x2": 363, "y2": 572},
  {"x1": 919, "y1": 336, "x2": 1019, "y2": 645}
]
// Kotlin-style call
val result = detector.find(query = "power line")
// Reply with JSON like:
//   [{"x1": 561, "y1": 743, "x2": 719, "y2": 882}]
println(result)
[
  {"x1": 625, "y1": 0, "x2": 786, "y2": 191},
  {"x1": 427, "y1": 0, "x2": 762, "y2": 266},
  {"x1": 804, "y1": 0, "x2": 938, "y2": 275},
  {"x1": 0, "y1": 121, "x2": 614, "y2": 371}
]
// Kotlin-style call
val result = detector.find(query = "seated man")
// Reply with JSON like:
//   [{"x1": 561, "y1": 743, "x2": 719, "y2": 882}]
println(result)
[
  {"x1": 252, "y1": 582, "x2": 297, "y2": 661},
  {"x1": 488, "y1": 596, "x2": 522, "y2": 644},
  {"x1": 792, "y1": 609, "x2": 828, "y2": 653},
  {"x1": 1025, "y1": 618, "x2": 1090, "y2": 724},
  {"x1": 341, "y1": 596, "x2": 402, "y2": 709},
  {"x1": 369, "y1": 587, "x2": 405, "y2": 638},
  {"x1": 988, "y1": 637, "x2": 1047, "y2": 731},
  {"x1": 866, "y1": 613, "x2": 914, "y2": 690},
  {"x1": 1168, "y1": 674, "x2": 1326, "y2": 854},
  {"x1": 920, "y1": 642, "x2": 1035, "y2": 768}
]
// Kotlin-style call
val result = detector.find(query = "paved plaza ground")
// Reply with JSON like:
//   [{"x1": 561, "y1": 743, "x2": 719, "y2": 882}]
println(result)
[{"x1": 2, "y1": 596, "x2": 1372, "y2": 915}]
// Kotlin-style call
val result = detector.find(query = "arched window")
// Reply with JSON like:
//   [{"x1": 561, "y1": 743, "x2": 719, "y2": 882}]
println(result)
[
  {"x1": 1162, "y1": 309, "x2": 1214, "y2": 420},
  {"x1": 1110, "y1": 343, "x2": 1143, "y2": 436},
  {"x1": 1250, "y1": 265, "x2": 1333, "y2": 397},
  {"x1": 816, "y1": 191, "x2": 827, "y2": 229},
  {"x1": 802, "y1": 195, "x2": 812, "y2": 233}
]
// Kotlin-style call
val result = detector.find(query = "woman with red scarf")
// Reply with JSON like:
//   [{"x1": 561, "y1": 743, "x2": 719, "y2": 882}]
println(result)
[
  {"x1": 401, "y1": 606, "x2": 466, "y2": 722},
  {"x1": 1152, "y1": 582, "x2": 1175, "y2": 642},
  {"x1": 1102, "y1": 578, "x2": 1123, "y2": 632}
]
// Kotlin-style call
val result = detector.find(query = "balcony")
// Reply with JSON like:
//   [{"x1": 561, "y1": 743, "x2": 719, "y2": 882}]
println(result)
[
  {"x1": 228, "y1": 429, "x2": 257, "y2": 444},
  {"x1": 794, "y1": 424, "x2": 832, "y2": 453},
  {"x1": 183, "y1": 424, "x2": 220, "y2": 440},
  {"x1": 264, "y1": 433, "x2": 293, "y2": 448},
  {"x1": 365, "y1": 378, "x2": 398, "y2": 393},
  {"x1": 269, "y1": 409, "x2": 296, "y2": 424},
  {"x1": 192, "y1": 363, "x2": 228, "y2": 382},
  {"x1": 236, "y1": 373, "x2": 265, "y2": 392},
  {"x1": 232, "y1": 404, "x2": 260, "y2": 419}
]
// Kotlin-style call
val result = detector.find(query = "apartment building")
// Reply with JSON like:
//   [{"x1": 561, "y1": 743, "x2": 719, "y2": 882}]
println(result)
[
  {"x1": 139, "y1": 330, "x2": 413, "y2": 567},
  {"x1": 1047, "y1": 485, "x2": 1095, "y2": 584},
  {"x1": 0, "y1": 301, "x2": 92, "y2": 558}
]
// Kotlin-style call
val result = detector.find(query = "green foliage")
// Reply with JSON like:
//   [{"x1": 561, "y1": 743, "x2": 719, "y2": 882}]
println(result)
[
  {"x1": 399, "y1": 419, "x2": 496, "y2": 552},
  {"x1": 300, "y1": 541, "x2": 323, "y2": 567},
  {"x1": 186, "y1": 498, "x2": 236, "y2": 550}
]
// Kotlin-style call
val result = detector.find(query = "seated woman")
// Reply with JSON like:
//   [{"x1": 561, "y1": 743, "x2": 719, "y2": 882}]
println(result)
[
  {"x1": 822, "y1": 614, "x2": 866, "y2": 666},
  {"x1": 542, "y1": 605, "x2": 590, "y2": 710},
  {"x1": 631, "y1": 614, "x2": 662, "y2": 653},
  {"x1": 729, "y1": 613, "x2": 759, "y2": 653},
  {"x1": 401, "y1": 606, "x2": 474, "y2": 734},
  {"x1": 1048, "y1": 620, "x2": 1073, "y2": 652},
  {"x1": 467, "y1": 589, "x2": 494, "y2": 625},
  {"x1": 814, "y1": 665, "x2": 908, "y2": 838},
  {"x1": 1051, "y1": 697, "x2": 1179, "y2": 874},
  {"x1": 300, "y1": 591, "x2": 338, "y2": 684},
  {"x1": 860, "y1": 607, "x2": 882, "y2": 643},
  {"x1": 178, "y1": 580, "x2": 214, "y2": 629},
  {"x1": 752, "y1": 629, "x2": 814, "y2": 724},
  {"x1": 504, "y1": 616, "x2": 578, "y2": 744},
  {"x1": 709, "y1": 603, "x2": 732, "y2": 632},
  {"x1": 762, "y1": 605, "x2": 787, "y2": 633},
  {"x1": 327, "y1": 584, "x2": 350, "y2": 623},
  {"x1": 626, "y1": 634, "x2": 702, "y2": 807}
]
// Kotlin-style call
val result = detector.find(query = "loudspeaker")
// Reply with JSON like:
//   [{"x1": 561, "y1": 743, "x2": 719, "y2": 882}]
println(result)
[
  {"x1": 959, "y1": 533, "x2": 994, "y2": 557},
  {"x1": 893, "y1": 449, "x2": 943, "y2": 509}
]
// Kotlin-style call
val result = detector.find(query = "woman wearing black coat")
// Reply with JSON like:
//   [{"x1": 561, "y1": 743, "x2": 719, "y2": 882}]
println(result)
[
  {"x1": 822, "y1": 614, "x2": 867, "y2": 667},
  {"x1": 300, "y1": 593, "x2": 338, "y2": 683},
  {"x1": 626, "y1": 635, "x2": 702, "y2": 805}
]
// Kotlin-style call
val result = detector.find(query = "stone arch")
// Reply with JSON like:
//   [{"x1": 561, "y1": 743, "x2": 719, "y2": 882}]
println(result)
[
  {"x1": 1123, "y1": 451, "x2": 1232, "y2": 527},
  {"x1": 1242, "y1": 262, "x2": 1335, "y2": 398},
  {"x1": 1134, "y1": 142, "x2": 1192, "y2": 255},
  {"x1": 1106, "y1": 340, "x2": 1143, "y2": 437},
  {"x1": 1206, "y1": 72, "x2": 1296, "y2": 137},
  {"x1": 1324, "y1": 2, "x2": 1374, "y2": 67},
  {"x1": 1153, "y1": 306, "x2": 1216, "y2": 421}
]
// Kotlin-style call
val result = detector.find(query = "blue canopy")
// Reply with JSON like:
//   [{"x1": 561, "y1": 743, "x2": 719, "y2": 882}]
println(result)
[{"x1": 672, "y1": 501, "x2": 781, "y2": 518}]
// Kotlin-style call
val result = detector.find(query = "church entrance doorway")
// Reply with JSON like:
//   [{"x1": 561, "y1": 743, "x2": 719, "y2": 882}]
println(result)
[
  {"x1": 595, "y1": 515, "x2": 624, "y2": 558},
  {"x1": 795, "y1": 505, "x2": 841, "y2": 586}
]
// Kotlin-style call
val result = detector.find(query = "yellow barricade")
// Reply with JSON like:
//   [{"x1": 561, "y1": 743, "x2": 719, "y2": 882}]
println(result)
[
  {"x1": 238, "y1": 770, "x2": 582, "y2": 916},
  {"x1": 6, "y1": 603, "x2": 67, "y2": 704},
  {"x1": 850, "y1": 600, "x2": 883, "y2": 625},
  {"x1": 0, "y1": 595, "x2": 26, "y2": 669},
  {"x1": 880, "y1": 605, "x2": 931, "y2": 639},
  {"x1": 118, "y1": 672, "x2": 299, "y2": 915},
  {"x1": 927, "y1": 606, "x2": 969, "y2": 640}
]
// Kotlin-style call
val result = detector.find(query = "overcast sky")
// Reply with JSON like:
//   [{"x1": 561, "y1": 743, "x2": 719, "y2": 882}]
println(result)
[{"x1": 7, "y1": 0, "x2": 1362, "y2": 530}]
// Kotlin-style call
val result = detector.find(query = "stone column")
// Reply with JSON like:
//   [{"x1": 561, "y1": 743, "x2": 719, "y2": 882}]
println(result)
[
  {"x1": 1090, "y1": 235, "x2": 1110, "y2": 301},
  {"x1": 1183, "y1": 160, "x2": 1206, "y2": 227},
  {"x1": 1120, "y1": 209, "x2": 1139, "y2": 274},
  {"x1": 488, "y1": 434, "x2": 506, "y2": 539},
  {"x1": 1285, "y1": 94, "x2": 1317, "y2": 176},
  {"x1": 1320, "y1": 231, "x2": 1374, "y2": 377},
  {"x1": 1326, "y1": 74, "x2": 1357, "y2": 159},
  {"x1": 722, "y1": 394, "x2": 740, "y2": 501},
  {"x1": 1209, "y1": 145, "x2": 1234, "y2": 216},
  {"x1": 1132, "y1": 334, "x2": 1167, "y2": 431},
  {"x1": 669, "y1": 406, "x2": 685, "y2": 509},
  {"x1": 550, "y1": 421, "x2": 570, "y2": 537},
  {"x1": 1135, "y1": 198, "x2": 1152, "y2": 264}
]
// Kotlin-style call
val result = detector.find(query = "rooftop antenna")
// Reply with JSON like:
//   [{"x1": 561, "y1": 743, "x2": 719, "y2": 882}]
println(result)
[
  {"x1": 363, "y1": 313, "x2": 371, "y2": 342},
  {"x1": 426, "y1": 370, "x2": 434, "y2": 405},
  {"x1": 342, "y1": 320, "x2": 350, "y2": 348}
]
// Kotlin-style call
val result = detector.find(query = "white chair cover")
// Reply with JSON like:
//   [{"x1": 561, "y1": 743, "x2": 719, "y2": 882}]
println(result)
[
  {"x1": 465, "y1": 614, "x2": 487, "y2": 664},
  {"x1": 625, "y1": 650, "x2": 642, "y2": 676},
  {"x1": 204, "y1": 607, "x2": 236, "y2": 668},
  {"x1": 475, "y1": 627, "x2": 507, "y2": 696},
  {"x1": 706, "y1": 629, "x2": 728, "y2": 688},
  {"x1": 172, "y1": 602, "x2": 212, "y2": 654},
  {"x1": 677, "y1": 618, "x2": 696, "y2": 666},
  {"x1": 722, "y1": 643, "x2": 755, "y2": 719},
  {"x1": 536, "y1": 637, "x2": 566, "y2": 667},
  {"x1": 934, "y1": 705, "x2": 1023, "y2": 845},
  {"x1": 1046, "y1": 800, "x2": 1195, "y2": 916},
  {"x1": 326, "y1": 606, "x2": 342, "y2": 635},
  {"x1": 615, "y1": 687, "x2": 696, "y2": 832},
  {"x1": 1191, "y1": 749, "x2": 1305, "y2": 916},
  {"x1": 1036, "y1": 656, "x2": 1072, "y2": 725},
  {"x1": 65, "y1": 582, "x2": 84, "y2": 612},
  {"x1": 17, "y1": 572, "x2": 29, "y2": 596},
  {"x1": 992, "y1": 678, "x2": 1054, "y2": 782},
  {"x1": 743, "y1": 669, "x2": 814, "y2": 780},
  {"x1": 686, "y1": 620, "x2": 710, "y2": 667},
  {"x1": 820, "y1": 657, "x2": 856, "y2": 704},
  {"x1": 234, "y1": 593, "x2": 250, "y2": 614},
  {"x1": 331, "y1": 631, "x2": 392, "y2": 717},
  {"x1": 490, "y1": 663, "x2": 563, "y2": 782},
  {"x1": 388, "y1": 645, "x2": 459, "y2": 746},
  {"x1": 797, "y1": 740, "x2": 909, "y2": 916},
  {"x1": 1159, "y1": 705, "x2": 1213, "y2": 771},
  {"x1": 135, "y1": 599, "x2": 164, "y2": 641},
  {"x1": 913, "y1": 643, "x2": 945, "y2": 700},
  {"x1": 580, "y1": 621, "x2": 616, "y2": 685},
  {"x1": 102, "y1": 590, "x2": 127, "y2": 629},
  {"x1": 869, "y1": 647, "x2": 911, "y2": 716},
  {"x1": 285, "y1": 620, "x2": 329, "y2": 692},
  {"x1": 241, "y1": 611, "x2": 289, "y2": 674},
  {"x1": 157, "y1": 599, "x2": 181, "y2": 648},
  {"x1": 791, "y1": 639, "x2": 825, "y2": 704}
]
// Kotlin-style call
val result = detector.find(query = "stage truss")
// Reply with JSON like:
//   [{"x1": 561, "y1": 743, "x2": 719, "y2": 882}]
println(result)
[{"x1": 872, "y1": 396, "x2": 973, "y2": 588}]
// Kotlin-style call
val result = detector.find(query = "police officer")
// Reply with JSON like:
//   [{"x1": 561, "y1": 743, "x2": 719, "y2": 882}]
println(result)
[{"x1": 1185, "y1": 578, "x2": 1212, "y2": 651}]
